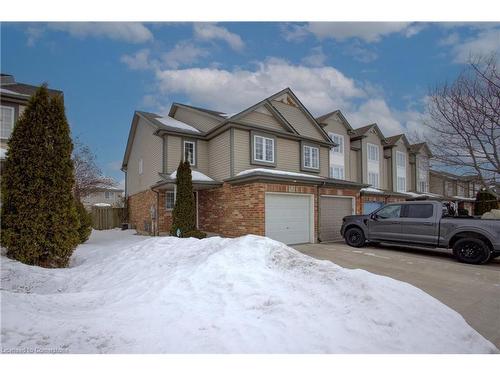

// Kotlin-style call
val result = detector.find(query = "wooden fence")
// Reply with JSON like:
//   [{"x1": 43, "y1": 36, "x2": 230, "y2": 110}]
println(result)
[{"x1": 91, "y1": 206, "x2": 125, "y2": 230}]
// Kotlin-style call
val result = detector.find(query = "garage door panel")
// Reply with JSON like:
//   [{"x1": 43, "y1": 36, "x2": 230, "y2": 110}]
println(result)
[
  {"x1": 265, "y1": 194, "x2": 311, "y2": 245},
  {"x1": 320, "y1": 196, "x2": 354, "y2": 242}
]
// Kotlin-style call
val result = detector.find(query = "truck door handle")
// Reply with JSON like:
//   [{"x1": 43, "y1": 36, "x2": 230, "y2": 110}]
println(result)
[{"x1": 421, "y1": 222, "x2": 433, "y2": 226}]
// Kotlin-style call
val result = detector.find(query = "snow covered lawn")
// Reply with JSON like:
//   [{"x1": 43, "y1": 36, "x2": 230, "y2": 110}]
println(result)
[{"x1": 1, "y1": 230, "x2": 497, "y2": 353}]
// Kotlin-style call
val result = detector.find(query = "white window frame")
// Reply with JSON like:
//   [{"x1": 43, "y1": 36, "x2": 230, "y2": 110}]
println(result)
[
  {"x1": 165, "y1": 191, "x2": 175, "y2": 210},
  {"x1": 0, "y1": 105, "x2": 15, "y2": 140},
  {"x1": 417, "y1": 155, "x2": 429, "y2": 193},
  {"x1": 303, "y1": 145, "x2": 319, "y2": 170},
  {"x1": 366, "y1": 143, "x2": 380, "y2": 188},
  {"x1": 329, "y1": 132, "x2": 345, "y2": 179},
  {"x1": 330, "y1": 165, "x2": 345, "y2": 180},
  {"x1": 395, "y1": 151, "x2": 406, "y2": 192},
  {"x1": 183, "y1": 140, "x2": 196, "y2": 165},
  {"x1": 105, "y1": 191, "x2": 114, "y2": 199},
  {"x1": 253, "y1": 135, "x2": 275, "y2": 163},
  {"x1": 138, "y1": 158, "x2": 143, "y2": 175}
]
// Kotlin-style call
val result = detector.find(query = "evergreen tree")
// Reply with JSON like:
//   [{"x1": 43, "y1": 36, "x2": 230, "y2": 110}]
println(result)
[
  {"x1": 474, "y1": 189, "x2": 499, "y2": 216},
  {"x1": 75, "y1": 199, "x2": 92, "y2": 243},
  {"x1": 1, "y1": 85, "x2": 80, "y2": 267},
  {"x1": 170, "y1": 161, "x2": 196, "y2": 237}
]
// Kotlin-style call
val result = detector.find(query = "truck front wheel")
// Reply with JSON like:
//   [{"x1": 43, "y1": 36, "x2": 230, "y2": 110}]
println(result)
[
  {"x1": 344, "y1": 227, "x2": 366, "y2": 248},
  {"x1": 452, "y1": 238, "x2": 491, "y2": 265}
]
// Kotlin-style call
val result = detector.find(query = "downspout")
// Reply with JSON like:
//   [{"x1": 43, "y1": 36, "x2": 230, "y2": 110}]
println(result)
[
  {"x1": 151, "y1": 187, "x2": 160, "y2": 236},
  {"x1": 317, "y1": 181, "x2": 326, "y2": 243}
]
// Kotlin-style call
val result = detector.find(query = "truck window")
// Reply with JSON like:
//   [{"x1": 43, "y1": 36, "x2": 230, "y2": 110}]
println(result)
[
  {"x1": 406, "y1": 204, "x2": 433, "y2": 219},
  {"x1": 375, "y1": 205, "x2": 402, "y2": 219}
]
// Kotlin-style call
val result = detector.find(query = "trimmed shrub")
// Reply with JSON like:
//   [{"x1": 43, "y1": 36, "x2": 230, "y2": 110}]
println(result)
[
  {"x1": 76, "y1": 200, "x2": 92, "y2": 243},
  {"x1": 183, "y1": 230, "x2": 207, "y2": 239},
  {"x1": 170, "y1": 161, "x2": 197, "y2": 237},
  {"x1": 1, "y1": 85, "x2": 80, "y2": 267},
  {"x1": 474, "y1": 189, "x2": 498, "y2": 216}
]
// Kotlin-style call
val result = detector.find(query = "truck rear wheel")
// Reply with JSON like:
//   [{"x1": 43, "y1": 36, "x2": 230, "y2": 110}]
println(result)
[
  {"x1": 344, "y1": 227, "x2": 366, "y2": 248},
  {"x1": 452, "y1": 238, "x2": 491, "y2": 265}
]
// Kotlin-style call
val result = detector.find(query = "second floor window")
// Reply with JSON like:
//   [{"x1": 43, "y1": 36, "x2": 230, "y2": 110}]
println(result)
[
  {"x1": 303, "y1": 145, "x2": 319, "y2": 169},
  {"x1": 397, "y1": 176, "x2": 406, "y2": 192},
  {"x1": 184, "y1": 140, "x2": 196, "y2": 165},
  {"x1": 396, "y1": 151, "x2": 406, "y2": 192},
  {"x1": 368, "y1": 171, "x2": 379, "y2": 188},
  {"x1": 254, "y1": 135, "x2": 274, "y2": 163},
  {"x1": 330, "y1": 133, "x2": 344, "y2": 154},
  {"x1": 417, "y1": 156, "x2": 429, "y2": 192},
  {"x1": 367, "y1": 143, "x2": 379, "y2": 162},
  {"x1": 1, "y1": 105, "x2": 14, "y2": 139},
  {"x1": 105, "y1": 191, "x2": 114, "y2": 199}
]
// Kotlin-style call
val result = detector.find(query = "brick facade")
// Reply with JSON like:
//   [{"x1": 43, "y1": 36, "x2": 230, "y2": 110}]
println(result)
[
  {"x1": 129, "y1": 182, "x2": 361, "y2": 241},
  {"x1": 128, "y1": 190, "x2": 172, "y2": 235}
]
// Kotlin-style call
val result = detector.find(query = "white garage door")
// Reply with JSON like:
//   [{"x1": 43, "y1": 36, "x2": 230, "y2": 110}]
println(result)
[
  {"x1": 265, "y1": 193, "x2": 312, "y2": 245},
  {"x1": 320, "y1": 196, "x2": 355, "y2": 242}
]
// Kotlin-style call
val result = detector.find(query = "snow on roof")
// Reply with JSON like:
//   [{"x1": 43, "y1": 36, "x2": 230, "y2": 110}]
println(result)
[
  {"x1": 451, "y1": 196, "x2": 476, "y2": 202},
  {"x1": 220, "y1": 112, "x2": 238, "y2": 119},
  {"x1": 156, "y1": 116, "x2": 201, "y2": 133},
  {"x1": 360, "y1": 187, "x2": 385, "y2": 194},
  {"x1": 0, "y1": 147, "x2": 6, "y2": 160},
  {"x1": 93, "y1": 203, "x2": 112, "y2": 207},
  {"x1": 169, "y1": 170, "x2": 214, "y2": 182},
  {"x1": 237, "y1": 168, "x2": 324, "y2": 179}
]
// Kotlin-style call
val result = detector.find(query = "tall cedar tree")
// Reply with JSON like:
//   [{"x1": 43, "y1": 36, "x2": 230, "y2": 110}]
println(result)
[
  {"x1": 170, "y1": 161, "x2": 196, "y2": 237},
  {"x1": 1, "y1": 85, "x2": 80, "y2": 267},
  {"x1": 474, "y1": 189, "x2": 499, "y2": 216}
]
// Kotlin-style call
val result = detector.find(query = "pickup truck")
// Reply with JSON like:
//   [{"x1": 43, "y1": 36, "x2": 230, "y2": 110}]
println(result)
[{"x1": 340, "y1": 200, "x2": 500, "y2": 264}]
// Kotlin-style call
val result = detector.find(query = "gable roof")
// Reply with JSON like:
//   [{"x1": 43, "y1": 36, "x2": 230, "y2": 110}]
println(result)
[
  {"x1": 316, "y1": 109, "x2": 354, "y2": 131},
  {"x1": 409, "y1": 142, "x2": 433, "y2": 157},
  {"x1": 350, "y1": 123, "x2": 385, "y2": 140},
  {"x1": 383, "y1": 134, "x2": 411, "y2": 148},
  {"x1": 137, "y1": 110, "x2": 203, "y2": 135},
  {"x1": 218, "y1": 88, "x2": 332, "y2": 143}
]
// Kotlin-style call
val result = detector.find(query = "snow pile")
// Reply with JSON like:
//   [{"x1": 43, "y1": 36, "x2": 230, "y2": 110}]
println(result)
[
  {"x1": 156, "y1": 116, "x2": 201, "y2": 133},
  {"x1": 93, "y1": 203, "x2": 112, "y2": 207},
  {"x1": 169, "y1": 170, "x2": 214, "y2": 182},
  {"x1": 237, "y1": 168, "x2": 324, "y2": 179},
  {"x1": 1, "y1": 230, "x2": 497, "y2": 354}
]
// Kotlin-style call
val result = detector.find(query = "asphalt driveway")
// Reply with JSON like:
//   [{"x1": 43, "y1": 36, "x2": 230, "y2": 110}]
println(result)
[{"x1": 293, "y1": 241, "x2": 500, "y2": 350}]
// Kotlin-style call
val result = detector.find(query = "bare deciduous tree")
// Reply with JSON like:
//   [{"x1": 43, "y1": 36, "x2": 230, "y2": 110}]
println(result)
[
  {"x1": 424, "y1": 54, "x2": 500, "y2": 190},
  {"x1": 73, "y1": 139, "x2": 116, "y2": 199}
]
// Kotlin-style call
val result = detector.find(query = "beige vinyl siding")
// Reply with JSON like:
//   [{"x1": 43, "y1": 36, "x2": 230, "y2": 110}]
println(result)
[
  {"x1": 239, "y1": 108, "x2": 287, "y2": 132},
  {"x1": 320, "y1": 146, "x2": 329, "y2": 177},
  {"x1": 430, "y1": 174, "x2": 444, "y2": 195},
  {"x1": 173, "y1": 107, "x2": 221, "y2": 133},
  {"x1": 349, "y1": 149, "x2": 359, "y2": 182},
  {"x1": 126, "y1": 117, "x2": 163, "y2": 195},
  {"x1": 232, "y1": 128, "x2": 327, "y2": 177},
  {"x1": 233, "y1": 128, "x2": 252, "y2": 174},
  {"x1": 271, "y1": 100, "x2": 325, "y2": 141},
  {"x1": 166, "y1": 136, "x2": 182, "y2": 173},
  {"x1": 276, "y1": 137, "x2": 300, "y2": 172},
  {"x1": 321, "y1": 115, "x2": 352, "y2": 180},
  {"x1": 208, "y1": 130, "x2": 231, "y2": 181},
  {"x1": 196, "y1": 140, "x2": 209, "y2": 175},
  {"x1": 81, "y1": 190, "x2": 123, "y2": 207}
]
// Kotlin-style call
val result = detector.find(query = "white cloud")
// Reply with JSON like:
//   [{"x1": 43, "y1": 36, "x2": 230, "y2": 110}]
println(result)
[
  {"x1": 48, "y1": 22, "x2": 153, "y2": 43},
  {"x1": 162, "y1": 41, "x2": 209, "y2": 68},
  {"x1": 154, "y1": 58, "x2": 364, "y2": 114},
  {"x1": 343, "y1": 42, "x2": 378, "y2": 63},
  {"x1": 120, "y1": 49, "x2": 153, "y2": 70},
  {"x1": 283, "y1": 22, "x2": 423, "y2": 43},
  {"x1": 450, "y1": 28, "x2": 500, "y2": 63},
  {"x1": 193, "y1": 23, "x2": 244, "y2": 51},
  {"x1": 301, "y1": 46, "x2": 326, "y2": 67}
]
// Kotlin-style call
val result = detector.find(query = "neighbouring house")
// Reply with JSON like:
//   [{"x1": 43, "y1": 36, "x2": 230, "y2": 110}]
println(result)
[
  {"x1": 123, "y1": 87, "x2": 481, "y2": 244},
  {"x1": 429, "y1": 170, "x2": 480, "y2": 214},
  {"x1": 1, "y1": 73, "x2": 63, "y2": 165},
  {"x1": 81, "y1": 186, "x2": 124, "y2": 209}
]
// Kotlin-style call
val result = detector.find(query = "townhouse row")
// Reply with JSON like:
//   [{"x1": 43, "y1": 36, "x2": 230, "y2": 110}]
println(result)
[{"x1": 121, "y1": 87, "x2": 482, "y2": 245}]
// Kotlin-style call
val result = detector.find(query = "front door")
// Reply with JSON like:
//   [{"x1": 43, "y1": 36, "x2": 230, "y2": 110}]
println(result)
[{"x1": 368, "y1": 203, "x2": 403, "y2": 241}]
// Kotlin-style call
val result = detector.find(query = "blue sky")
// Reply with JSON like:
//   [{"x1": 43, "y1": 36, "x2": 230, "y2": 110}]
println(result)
[{"x1": 1, "y1": 22, "x2": 499, "y2": 185}]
